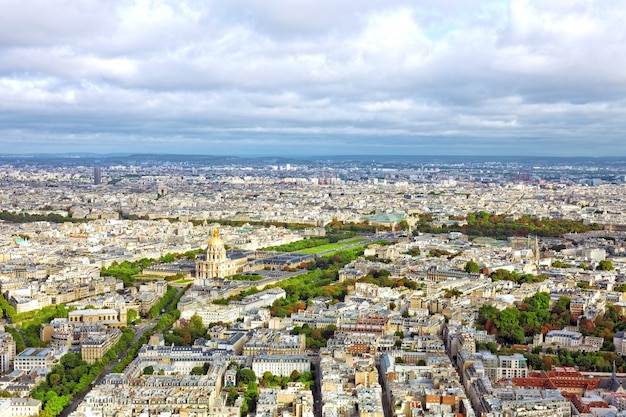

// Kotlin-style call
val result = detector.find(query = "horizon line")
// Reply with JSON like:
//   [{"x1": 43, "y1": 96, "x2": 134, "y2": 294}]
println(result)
[{"x1": 2, "y1": 153, "x2": 626, "y2": 159}]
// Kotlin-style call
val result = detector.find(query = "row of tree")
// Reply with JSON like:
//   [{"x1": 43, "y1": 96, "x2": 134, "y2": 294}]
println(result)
[
  {"x1": 417, "y1": 211, "x2": 602, "y2": 239},
  {"x1": 0, "y1": 210, "x2": 84, "y2": 224},
  {"x1": 28, "y1": 284, "x2": 185, "y2": 417},
  {"x1": 31, "y1": 329, "x2": 134, "y2": 417},
  {"x1": 262, "y1": 238, "x2": 331, "y2": 252},
  {"x1": 189, "y1": 219, "x2": 311, "y2": 230},
  {"x1": 100, "y1": 248, "x2": 203, "y2": 286},
  {"x1": 113, "y1": 286, "x2": 186, "y2": 373},
  {"x1": 358, "y1": 270, "x2": 423, "y2": 290}
]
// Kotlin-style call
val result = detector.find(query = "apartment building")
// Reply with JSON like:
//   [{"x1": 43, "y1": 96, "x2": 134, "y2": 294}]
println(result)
[
  {"x1": 0, "y1": 332, "x2": 16, "y2": 374},
  {"x1": 13, "y1": 348, "x2": 54, "y2": 372},
  {"x1": 252, "y1": 355, "x2": 310, "y2": 378},
  {"x1": 81, "y1": 328, "x2": 122, "y2": 364}
]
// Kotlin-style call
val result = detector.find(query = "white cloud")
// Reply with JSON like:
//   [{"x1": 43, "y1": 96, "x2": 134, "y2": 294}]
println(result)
[{"x1": 0, "y1": 0, "x2": 625, "y2": 155}]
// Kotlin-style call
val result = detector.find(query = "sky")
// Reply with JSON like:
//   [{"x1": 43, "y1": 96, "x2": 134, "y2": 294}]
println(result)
[{"x1": 1, "y1": 0, "x2": 625, "y2": 157}]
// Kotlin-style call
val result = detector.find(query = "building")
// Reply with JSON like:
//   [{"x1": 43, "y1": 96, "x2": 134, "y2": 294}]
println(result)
[
  {"x1": 230, "y1": 288, "x2": 286, "y2": 313},
  {"x1": 81, "y1": 328, "x2": 122, "y2": 364},
  {"x1": 615, "y1": 331, "x2": 626, "y2": 355},
  {"x1": 8, "y1": 398, "x2": 42, "y2": 417},
  {"x1": 13, "y1": 348, "x2": 54, "y2": 372},
  {"x1": 252, "y1": 355, "x2": 310, "y2": 378},
  {"x1": 243, "y1": 331, "x2": 306, "y2": 357},
  {"x1": 512, "y1": 367, "x2": 600, "y2": 395},
  {"x1": 537, "y1": 329, "x2": 603, "y2": 352},
  {"x1": 0, "y1": 398, "x2": 41, "y2": 417},
  {"x1": 458, "y1": 351, "x2": 528, "y2": 382},
  {"x1": 425, "y1": 266, "x2": 480, "y2": 283},
  {"x1": 68, "y1": 308, "x2": 127, "y2": 328},
  {"x1": 570, "y1": 297, "x2": 586, "y2": 320},
  {"x1": 181, "y1": 304, "x2": 241, "y2": 327},
  {"x1": 0, "y1": 331, "x2": 16, "y2": 374},
  {"x1": 498, "y1": 389, "x2": 571, "y2": 417},
  {"x1": 497, "y1": 353, "x2": 529, "y2": 380},
  {"x1": 196, "y1": 229, "x2": 238, "y2": 279},
  {"x1": 93, "y1": 167, "x2": 102, "y2": 185}
]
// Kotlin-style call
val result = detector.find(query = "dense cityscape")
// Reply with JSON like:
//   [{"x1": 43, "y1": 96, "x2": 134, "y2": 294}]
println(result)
[{"x1": 0, "y1": 154, "x2": 625, "y2": 417}]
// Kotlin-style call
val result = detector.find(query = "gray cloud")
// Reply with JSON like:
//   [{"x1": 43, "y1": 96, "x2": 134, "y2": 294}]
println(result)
[{"x1": 0, "y1": 0, "x2": 625, "y2": 156}]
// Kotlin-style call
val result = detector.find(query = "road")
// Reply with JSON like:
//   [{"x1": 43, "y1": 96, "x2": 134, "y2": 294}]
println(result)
[
  {"x1": 58, "y1": 284, "x2": 185, "y2": 417},
  {"x1": 308, "y1": 351, "x2": 322, "y2": 417},
  {"x1": 59, "y1": 315, "x2": 161, "y2": 417}
]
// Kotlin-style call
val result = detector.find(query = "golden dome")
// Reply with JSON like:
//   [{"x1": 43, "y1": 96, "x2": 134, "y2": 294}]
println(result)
[{"x1": 208, "y1": 228, "x2": 224, "y2": 248}]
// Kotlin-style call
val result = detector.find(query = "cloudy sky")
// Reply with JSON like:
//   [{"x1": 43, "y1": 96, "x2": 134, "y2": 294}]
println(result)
[{"x1": 1, "y1": 0, "x2": 625, "y2": 156}]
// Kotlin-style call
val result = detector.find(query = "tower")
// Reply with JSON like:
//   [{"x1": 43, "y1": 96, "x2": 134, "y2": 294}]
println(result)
[
  {"x1": 534, "y1": 235, "x2": 540, "y2": 263},
  {"x1": 93, "y1": 167, "x2": 102, "y2": 185}
]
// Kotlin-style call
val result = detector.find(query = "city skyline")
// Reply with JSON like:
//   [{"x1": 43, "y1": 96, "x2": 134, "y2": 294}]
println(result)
[{"x1": 1, "y1": 0, "x2": 626, "y2": 156}]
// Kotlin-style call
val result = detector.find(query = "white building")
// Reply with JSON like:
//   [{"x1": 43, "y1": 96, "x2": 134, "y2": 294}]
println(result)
[
  {"x1": 13, "y1": 348, "x2": 54, "y2": 372},
  {"x1": 0, "y1": 331, "x2": 16, "y2": 373},
  {"x1": 252, "y1": 355, "x2": 310, "y2": 378},
  {"x1": 180, "y1": 304, "x2": 241, "y2": 327}
]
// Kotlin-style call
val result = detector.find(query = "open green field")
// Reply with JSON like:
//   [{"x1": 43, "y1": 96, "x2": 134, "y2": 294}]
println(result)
[
  {"x1": 297, "y1": 238, "x2": 365, "y2": 254},
  {"x1": 171, "y1": 279, "x2": 194, "y2": 285}
]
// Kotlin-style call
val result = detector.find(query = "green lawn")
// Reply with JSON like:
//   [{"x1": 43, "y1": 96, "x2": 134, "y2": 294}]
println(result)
[
  {"x1": 172, "y1": 279, "x2": 194, "y2": 285},
  {"x1": 297, "y1": 238, "x2": 364, "y2": 254}
]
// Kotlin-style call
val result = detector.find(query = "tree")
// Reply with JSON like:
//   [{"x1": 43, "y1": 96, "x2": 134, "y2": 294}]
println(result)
[
  {"x1": 598, "y1": 260, "x2": 614, "y2": 271},
  {"x1": 464, "y1": 260, "x2": 480, "y2": 274},
  {"x1": 190, "y1": 366, "x2": 205, "y2": 375},
  {"x1": 478, "y1": 304, "x2": 499, "y2": 325},
  {"x1": 238, "y1": 368, "x2": 257, "y2": 385},
  {"x1": 49, "y1": 373, "x2": 61, "y2": 387},
  {"x1": 443, "y1": 288, "x2": 462, "y2": 298},
  {"x1": 227, "y1": 387, "x2": 239, "y2": 406},
  {"x1": 580, "y1": 318, "x2": 596, "y2": 336},
  {"x1": 495, "y1": 308, "x2": 520, "y2": 329},
  {"x1": 407, "y1": 247, "x2": 421, "y2": 256},
  {"x1": 190, "y1": 314, "x2": 207, "y2": 339},
  {"x1": 60, "y1": 353, "x2": 83, "y2": 369},
  {"x1": 525, "y1": 292, "x2": 550, "y2": 312},
  {"x1": 143, "y1": 366, "x2": 154, "y2": 375},
  {"x1": 551, "y1": 296, "x2": 570, "y2": 315},
  {"x1": 290, "y1": 370, "x2": 301, "y2": 382},
  {"x1": 127, "y1": 309, "x2": 138, "y2": 325},
  {"x1": 160, "y1": 253, "x2": 176, "y2": 263}
]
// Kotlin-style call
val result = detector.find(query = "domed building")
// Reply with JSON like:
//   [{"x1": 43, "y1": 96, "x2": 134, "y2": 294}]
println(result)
[{"x1": 196, "y1": 229, "x2": 238, "y2": 279}]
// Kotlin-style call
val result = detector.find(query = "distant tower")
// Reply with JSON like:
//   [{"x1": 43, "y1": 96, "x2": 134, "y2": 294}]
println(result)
[
  {"x1": 534, "y1": 236, "x2": 540, "y2": 263},
  {"x1": 93, "y1": 167, "x2": 102, "y2": 185}
]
